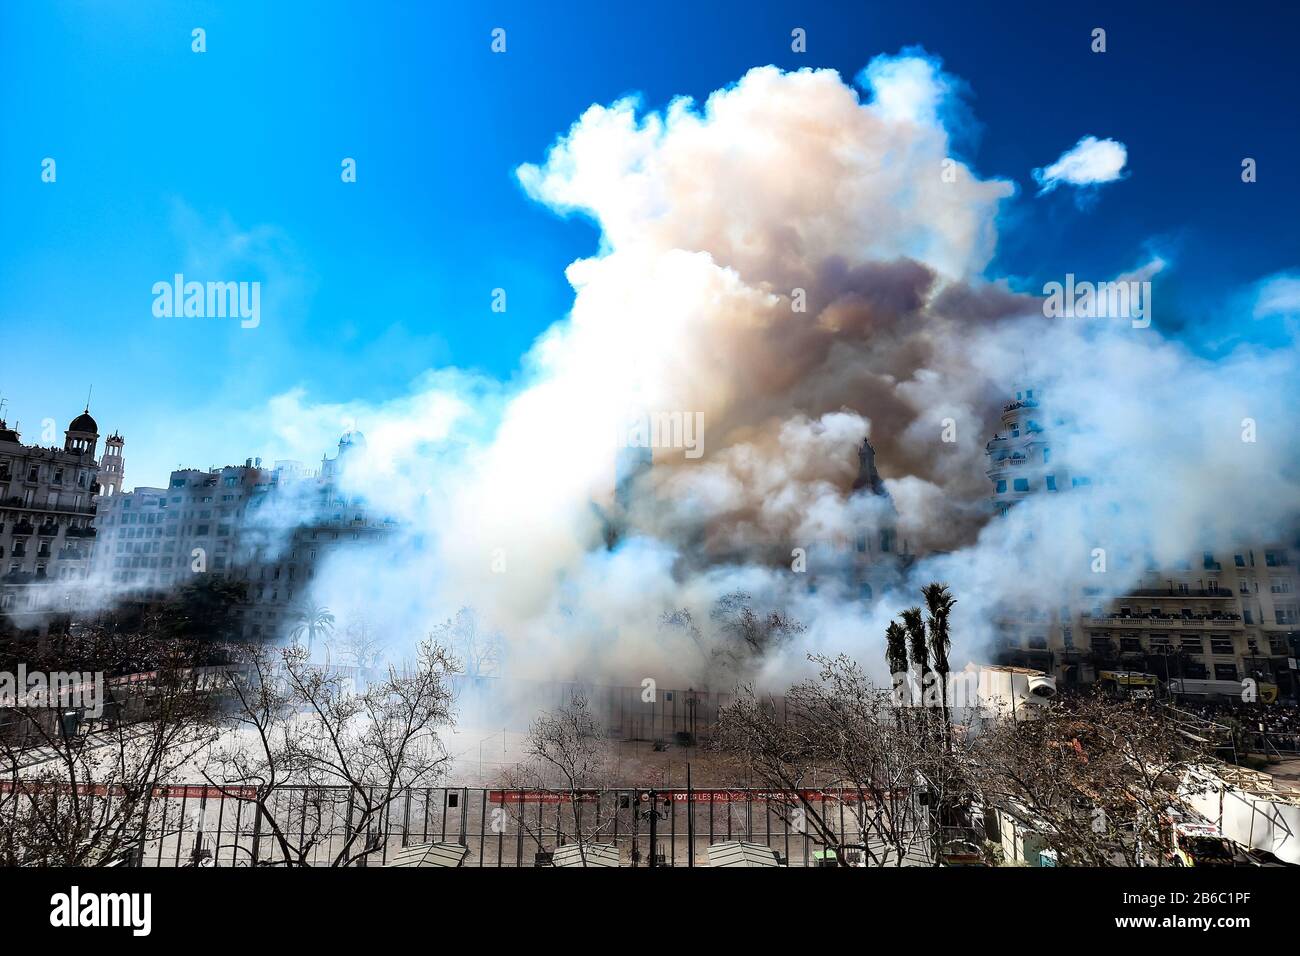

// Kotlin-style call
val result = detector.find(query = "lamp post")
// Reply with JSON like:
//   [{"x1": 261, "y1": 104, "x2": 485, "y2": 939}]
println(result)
[{"x1": 478, "y1": 729, "x2": 506, "y2": 784}]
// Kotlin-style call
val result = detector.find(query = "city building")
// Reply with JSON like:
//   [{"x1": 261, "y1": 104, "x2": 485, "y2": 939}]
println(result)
[
  {"x1": 91, "y1": 484, "x2": 178, "y2": 589},
  {"x1": 806, "y1": 437, "x2": 915, "y2": 603},
  {"x1": 91, "y1": 431, "x2": 395, "y2": 639},
  {"x1": 984, "y1": 386, "x2": 1300, "y2": 700},
  {"x1": 98, "y1": 432, "x2": 126, "y2": 497},
  {"x1": 985, "y1": 386, "x2": 1083, "y2": 515},
  {"x1": 0, "y1": 409, "x2": 106, "y2": 623},
  {"x1": 234, "y1": 430, "x2": 395, "y2": 639}
]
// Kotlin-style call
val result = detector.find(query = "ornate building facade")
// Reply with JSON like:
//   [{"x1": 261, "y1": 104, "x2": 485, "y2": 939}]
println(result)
[{"x1": 0, "y1": 409, "x2": 106, "y2": 622}]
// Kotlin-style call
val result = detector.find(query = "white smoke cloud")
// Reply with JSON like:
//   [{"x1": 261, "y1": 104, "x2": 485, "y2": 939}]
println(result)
[
  {"x1": 35, "y1": 52, "x2": 1295, "y2": 693},
  {"x1": 301, "y1": 54, "x2": 1297, "y2": 686},
  {"x1": 1032, "y1": 135, "x2": 1128, "y2": 195}
]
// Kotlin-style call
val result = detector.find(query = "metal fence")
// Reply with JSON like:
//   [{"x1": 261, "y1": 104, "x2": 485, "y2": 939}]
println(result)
[{"x1": 123, "y1": 785, "x2": 927, "y2": 867}]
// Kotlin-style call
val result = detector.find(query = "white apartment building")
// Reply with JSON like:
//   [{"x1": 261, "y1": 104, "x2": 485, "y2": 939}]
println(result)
[
  {"x1": 985, "y1": 387, "x2": 1300, "y2": 699},
  {"x1": 92, "y1": 431, "x2": 394, "y2": 640}
]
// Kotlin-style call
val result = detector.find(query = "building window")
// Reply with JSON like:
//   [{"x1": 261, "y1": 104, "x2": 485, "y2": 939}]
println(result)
[
  {"x1": 1214, "y1": 663, "x2": 1239, "y2": 682},
  {"x1": 995, "y1": 479, "x2": 1007, "y2": 494},
  {"x1": 1013, "y1": 478, "x2": 1029, "y2": 492},
  {"x1": 1045, "y1": 475, "x2": 1057, "y2": 492}
]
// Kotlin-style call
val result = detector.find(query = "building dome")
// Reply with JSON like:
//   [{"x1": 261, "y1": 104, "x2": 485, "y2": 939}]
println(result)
[
  {"x1": 0, "y1": 419, "x2": 19, "y2": 443},
  {"x1": 339, "y1": 429, "x2": 367, "y2": 451},
  {"x1": 68, "y1": 411, "x2": 98, "y2": 434}
]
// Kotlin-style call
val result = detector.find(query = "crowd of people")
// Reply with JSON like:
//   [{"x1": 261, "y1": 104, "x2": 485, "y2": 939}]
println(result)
[{"x1": 1175, "y1": 699, "x2": 1300, "y2": 752}]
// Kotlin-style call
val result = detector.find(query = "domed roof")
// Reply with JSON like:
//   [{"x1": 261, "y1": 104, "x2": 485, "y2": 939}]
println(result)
[{"x1": 68, "y1": 411, "x2": 98, "y2": 434}]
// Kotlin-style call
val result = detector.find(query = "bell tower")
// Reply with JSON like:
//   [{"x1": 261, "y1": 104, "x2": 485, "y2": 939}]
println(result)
[{"x1": 99, "y1": 431, "x2": 125, "y2": 496}]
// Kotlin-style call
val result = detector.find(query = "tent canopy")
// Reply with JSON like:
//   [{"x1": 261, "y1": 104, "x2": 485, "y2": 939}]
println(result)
[{"x1": 386, "y1": 841, "x2": 469, "y2": 868}]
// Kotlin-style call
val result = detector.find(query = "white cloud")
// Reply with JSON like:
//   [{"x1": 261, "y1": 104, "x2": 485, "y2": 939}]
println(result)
[
  {"x1": 1254, "y1": 273, "x2": 1300, "y2": 318},
  {"x1": 1032, "y1": 135, "x2": 1128, "y2": 195}
]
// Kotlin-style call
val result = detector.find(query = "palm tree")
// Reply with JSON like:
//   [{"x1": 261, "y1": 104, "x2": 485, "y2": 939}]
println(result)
[
  {"x1": 900, "y1": 607, "x2": 928, "y2": 678},
  {"x1": 921, "y1": 582, "x2": 957, "y2": 735},
  {"x1": 900, "y1": 606, "x2": 929, "y2": 719},
  {"x1": 885, "y1": 620, "x2": 910, "y2": 722},
  {"x1": 290, "y1": 605, "x2": 335, "y2": 658},
  {"x1": 884, "y1": 621, "x2": 909, "y2": 678}
]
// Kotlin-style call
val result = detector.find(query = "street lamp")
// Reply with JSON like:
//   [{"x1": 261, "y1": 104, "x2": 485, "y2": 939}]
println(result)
[{"x1": 478, "y1": 729, "x2": 506, "y2": 784}]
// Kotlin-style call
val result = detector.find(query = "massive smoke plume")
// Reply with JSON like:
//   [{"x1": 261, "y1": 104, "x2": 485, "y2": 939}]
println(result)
[
  {"x1": 44, "y1": 52, "x2": 1300, "y2": 689},
  {"x1": 295, "y1": 51, "x2": 1298, "y2": 688}
]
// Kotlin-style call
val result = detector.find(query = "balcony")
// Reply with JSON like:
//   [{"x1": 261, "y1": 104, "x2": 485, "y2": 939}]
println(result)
[
  {"x1": 1087, "y1": 612, "x2": 1243, "y2": 629},
  {"x1": 12, "y1": 521, "x2": 34, "y2": 536},
  {"x1": 1125, "y1": 587, "x2": 1234, "y2": 599},
  {"x1": 0, "y1": 496, "x2": 96, "y2": 516},
  {"x1": 65, "y1": 526, "x2": 96, "y2": 538}
]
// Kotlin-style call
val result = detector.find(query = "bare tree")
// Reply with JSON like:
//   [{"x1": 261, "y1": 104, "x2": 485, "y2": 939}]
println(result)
[
  {"x1": 429, "y1": 607, "x2": 502, "y2": 680},
  {"x1": 970, "y1": 691, "x2": 1214, "y2": 866},
  {"x1": 715, "y1": 656, "x2": 960, "y2": 866},
  {"x1": 203, "y1": 639, "x2": 457, "y2": 866},
  {"x1": 329, "y1": 614, "x2": 387, "y2": 673},
  {"x1": 502, "y1": 694, "x2": 612, "y2": 866},
  {"x1": 0, "y1": 638, "x2": 221, "y2": 866},
  {"x1": 660, "y1": 593, "x2": 806, "y2": 686}
]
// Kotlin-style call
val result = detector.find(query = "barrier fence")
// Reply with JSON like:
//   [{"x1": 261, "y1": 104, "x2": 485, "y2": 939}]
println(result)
[{"x1": 4, "y1": 784, "x2": 931, "y2": 867}]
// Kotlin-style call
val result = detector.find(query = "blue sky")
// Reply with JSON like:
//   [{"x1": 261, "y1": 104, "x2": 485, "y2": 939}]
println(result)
[{"x1": 2, "y1": 0, "x2": 1297, "y2": 487}]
